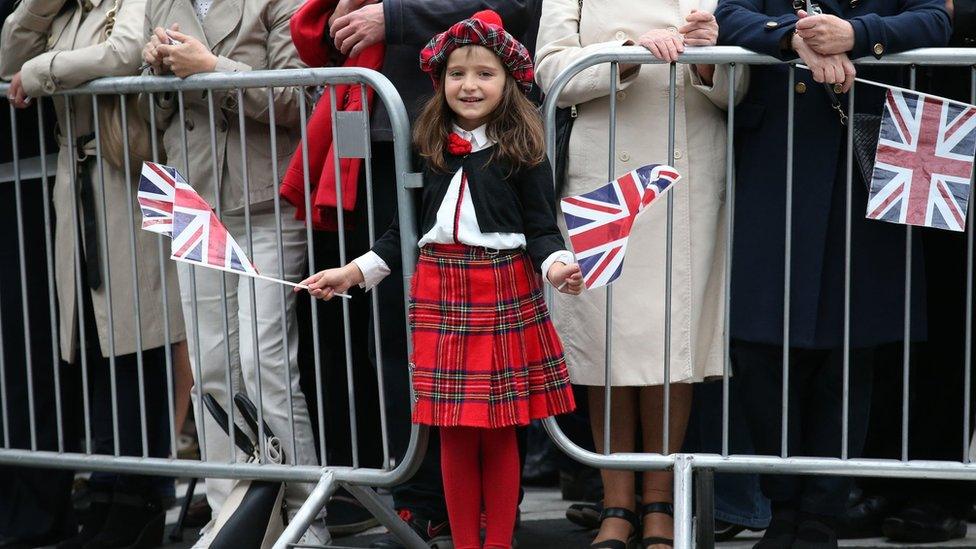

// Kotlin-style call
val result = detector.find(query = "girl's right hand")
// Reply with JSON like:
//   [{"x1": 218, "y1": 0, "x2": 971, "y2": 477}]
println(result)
[
  {"x1": 637, "y1": 28, "x2": 685, "y2": 63},
  {"x1": 297, "y1": 264, "x2": 364, "y2": 300}
]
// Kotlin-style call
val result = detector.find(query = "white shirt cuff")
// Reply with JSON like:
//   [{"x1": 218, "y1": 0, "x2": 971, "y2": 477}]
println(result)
[
  {"x1": 352, "y1": 251, "x2": 390, "y2": 291},
  {"x1": 541, "y1": 250, "x2": 576, "y2": 288}
]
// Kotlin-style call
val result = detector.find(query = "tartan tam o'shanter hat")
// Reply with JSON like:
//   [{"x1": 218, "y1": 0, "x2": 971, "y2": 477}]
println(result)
[{"x1": 419, "y1": 10, "x2": 534, "y2": 94}]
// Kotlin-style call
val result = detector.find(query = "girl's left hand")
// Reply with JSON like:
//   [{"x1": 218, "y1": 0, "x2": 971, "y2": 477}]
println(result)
[
  {"x1": 548, "y1": 262, "x2": 584, "y2": 295},
  {"x1": 678, "y1": 10, "x2": 719, "y2": 47},
  {"x1": 156, "y1": 30, "x2": 218, "y2": 78}
]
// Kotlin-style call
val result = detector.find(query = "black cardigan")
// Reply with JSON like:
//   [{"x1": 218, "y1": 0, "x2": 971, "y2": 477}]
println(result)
[{"x1": 371, "y1": 148, "x2": 567, "y2": 272}]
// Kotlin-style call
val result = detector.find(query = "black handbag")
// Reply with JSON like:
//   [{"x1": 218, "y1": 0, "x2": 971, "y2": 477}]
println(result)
[
  {"x1": 202, "y1": 393, "x2": 287, "y2": 549},
  {"x1": 553, "y1": 105, "x2": 577, "y2": 197},
  {"x1": 852, "y1": 113, "x2": 883, "y2": 188}
]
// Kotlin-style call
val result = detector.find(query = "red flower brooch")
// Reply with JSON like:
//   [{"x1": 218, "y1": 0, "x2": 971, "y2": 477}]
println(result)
[{"x1": 446, "y1": 132, "x2": 472, "y2": 156}]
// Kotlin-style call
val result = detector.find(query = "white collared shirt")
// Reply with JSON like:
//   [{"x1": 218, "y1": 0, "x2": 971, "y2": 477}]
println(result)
[{"x1": 353, "y1": 124, "x2": 574, "y2": 290}]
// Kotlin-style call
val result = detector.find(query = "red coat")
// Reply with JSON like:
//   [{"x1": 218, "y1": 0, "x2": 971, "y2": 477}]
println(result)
[{"x1": 279, "y1": 0, "x2": 385, "y2": 231}]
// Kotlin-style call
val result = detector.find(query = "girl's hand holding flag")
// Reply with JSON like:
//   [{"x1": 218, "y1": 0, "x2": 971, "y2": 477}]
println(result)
[
  {"x1": 298, "y1": 264, "x2": 364, "y2": 300},
  {"x1": 549, "y1": 262, "x2": 584, "y2": 295}
]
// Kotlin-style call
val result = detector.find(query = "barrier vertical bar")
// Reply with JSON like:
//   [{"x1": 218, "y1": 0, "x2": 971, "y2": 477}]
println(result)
[
  {"x1": 266, "y1": 88, "x2": 298, "y2": 461},
  {"x1": 65, "y1": 97, "x2": 93, "y2": 454},
  {"x1": 329, "y1": 85, "x2": 360, "y2": 468},
  {"x1": 238, "y1": 88, "x2": 268, "y2": 462},
  {"x1": 361, "y1": 84, "x2": 391, "y2": 468},
  {"x1": 722, "y1": 64, "x2": 736, "y2": 457},
  {"x1": 178, "y1": 90, "x2": 209, "y2": 462},
  {"x1": 603, "y1": 62, "x2": 619, "y2": 455},
  {"x1": 842, "y1": 86, "x2": 854, "y2": 459},
  {"x1": 782, "y1": 66, "x2": 796, "y2": 458},
  {"x1": 37, "y1": 102, "x2": 64, "y2": 453},
  {"x1": 902, "y1": 67, "x2": 917, "y2": 462},
  {"x1": 91, "y1": 94, "x2": 121, "y2": 456},
  {"x1": 673, "y1": 454, "x2": 694, "y2": 549},
  {"x1": 9, "y1": 103, "x2": 37, "y2": 451},
  {"x1": 664, "y1": 62, "x2": 676, "y2": 453},
  {"x1": 147, "y1": 94, "x2": 179, "y2": 459},
  {"x1": 120, "y1": 95, "x2": 150, "y2": 457},
  {"x1": 299, "y1": 94, "x2": 328, "y2": 464},
  {"x1": 205, "y1": 91, "x2": 237, "y2": 463},
  {"x1": 966, "y1": 67, "x2": 975, "y2": 463}
]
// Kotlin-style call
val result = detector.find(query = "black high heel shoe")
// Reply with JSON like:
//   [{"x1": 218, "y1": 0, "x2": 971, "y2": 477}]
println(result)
[
  {"x1": 640, "y1": 502, "x2": 674, "y2": 548},
  {"x1": 590, "y1": 507, "x2": 639, "y2": 549}
]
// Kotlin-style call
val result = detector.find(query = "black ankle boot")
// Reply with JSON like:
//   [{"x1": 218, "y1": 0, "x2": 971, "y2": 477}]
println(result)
[
  {"x1": 83, "y1": 491, "x2": 165, "y2": 549},
  {"x1": 56, "y1": 487, "x2": 114, "y2": 549}
]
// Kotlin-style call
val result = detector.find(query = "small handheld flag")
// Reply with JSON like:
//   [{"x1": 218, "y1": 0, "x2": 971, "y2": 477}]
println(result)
[
  {"x1": 866, "y1": 89, "x2": 976, "y2": 231},
  {"x1": 138, "y1": 162, "x2": 179, "y2": 235},
  {"x1": 561, "y1": 164, "x2": 681, "y2": 289}
]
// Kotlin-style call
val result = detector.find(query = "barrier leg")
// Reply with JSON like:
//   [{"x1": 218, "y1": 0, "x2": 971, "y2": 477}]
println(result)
[
  {"x1": 273, "y1": 470, "x2": 336, "y2": 549},
  {"x1": 674, "y1": 454, "x2": 694, "y2": 549},
  {"x1": 694, "y1": 468, "x2": 715, "y2": 549},
  {"x1": 344, "y1": 483, "x2": 428, "y2": 549}
]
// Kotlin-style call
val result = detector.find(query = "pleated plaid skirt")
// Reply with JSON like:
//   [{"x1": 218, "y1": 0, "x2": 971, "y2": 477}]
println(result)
[{"x1": 408, "y1": 244, "x2": 576, "y2": 428}]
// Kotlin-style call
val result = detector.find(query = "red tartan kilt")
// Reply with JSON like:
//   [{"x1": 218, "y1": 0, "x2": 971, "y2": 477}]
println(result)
[{"x1": 408, "y1": 244, "x2": 576, "y2": 428}]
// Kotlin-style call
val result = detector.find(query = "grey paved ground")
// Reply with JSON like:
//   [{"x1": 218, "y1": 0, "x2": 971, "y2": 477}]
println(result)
[{"x1": 159, "y1": 483, "x2": 976, "y2": 548}]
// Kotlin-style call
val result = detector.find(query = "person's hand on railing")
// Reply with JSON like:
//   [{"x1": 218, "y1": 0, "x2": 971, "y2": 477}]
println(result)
[
  {"x1": 6, "y1": 72, "x2": 31, "y2": 109},
  {"x1": 298, "y1": 264, "x2": 365, "y2": 300},
  {"x1": 156, "y1": 30, "x2": 218, "y2": 78},
  {"x1": 638, "y1": 28, "x2": 686, "y2": 63},
  {"x1": 679, "y1": 10, "x2": 719, "y2": 85},
  {"x1": 794, "y1": 9, "x2": 856, "y2": 55},
  {"x1": 548, "y1": 262, "x2": 584, "y2": 295},
  {"x1": 791, "y1": 32, "x2": 856, "y2": 92},
  {"x1": 143, "y1": 24, "x2": 179, "y2": 75}
]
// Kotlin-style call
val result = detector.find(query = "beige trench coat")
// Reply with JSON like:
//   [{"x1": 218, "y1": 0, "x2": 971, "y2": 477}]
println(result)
[
  {"x1": 536, "y1": 0, "x2": 748, "y2": 386},
  {"x1": 142, "y1": 0, "x2": 305, "y2": 213},
  {"x1": 1, "y1": 0, "x2": 185, "y2": 362}
]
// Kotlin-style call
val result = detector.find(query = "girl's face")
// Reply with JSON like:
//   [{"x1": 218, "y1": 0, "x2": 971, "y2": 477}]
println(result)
[{"x1": 443, "y1": 46, "x2": 507, "y2": 131}]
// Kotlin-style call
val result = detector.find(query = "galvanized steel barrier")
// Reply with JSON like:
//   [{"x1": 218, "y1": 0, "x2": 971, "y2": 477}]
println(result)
[
  {"x1": 540, "y1": 46, "x2": 976, "y2": 549},
  {"x1": 0, "y1": 67, "x2": 428, "y2": 549}
]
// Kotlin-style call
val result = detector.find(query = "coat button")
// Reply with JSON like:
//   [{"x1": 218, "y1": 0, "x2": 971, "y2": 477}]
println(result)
[
  {"x1": 673, "y1": 149, "x2": 683, "y2": 160},
  {"x1": 616, "y1": 91, "x2": 627, "y2": 101},
  {"x1": 615, "y1": 31, "x2": 628, "y2": 41},
  {"x1": 765, "y1": 20, "x2": 779, "y2": 29},
  {"x1": 873, "y1": 43, "x2": 885, "y2": 56},
  {"x1": 619, "y1": 152, "x2": 631, "y2": 162},
  {"x1": 794, "y1": 82, "x2": 807, "y2": 94},
  {"x1": 185, "y1": 118, "x2": 195, "y2": 131}
]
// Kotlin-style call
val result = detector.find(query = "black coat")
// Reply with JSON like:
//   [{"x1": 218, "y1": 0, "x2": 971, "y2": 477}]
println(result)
[
  {"x1": 716, "y1": 0, "x2": 951, "y2": 348},
  {"x1": 371, "y1": 150, "x2": 565, "y2": 272},
  {"x1": 371, "y1": 0, "x2": 540, "y2": 140}
]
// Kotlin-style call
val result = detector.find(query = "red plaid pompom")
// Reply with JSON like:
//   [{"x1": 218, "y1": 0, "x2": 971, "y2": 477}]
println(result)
[{"x1": 419, "y1": 10, "x2": 534, "y2": 94}]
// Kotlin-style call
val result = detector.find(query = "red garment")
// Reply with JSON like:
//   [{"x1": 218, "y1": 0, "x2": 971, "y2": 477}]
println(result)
[
  {"x1": 440, "y1": 426, "x2": 520, "y2": 549},
  {"x1": 409, "y1": 244, "x2": 576, "y2": 428},
  {"x1": 279, "y1": 0, "x2": 386, "y2": 231}
]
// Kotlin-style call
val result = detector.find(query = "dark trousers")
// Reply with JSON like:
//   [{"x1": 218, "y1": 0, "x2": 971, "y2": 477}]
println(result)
[{"x1": 731, "y1": 340, "x2": 875, "y2": 518}]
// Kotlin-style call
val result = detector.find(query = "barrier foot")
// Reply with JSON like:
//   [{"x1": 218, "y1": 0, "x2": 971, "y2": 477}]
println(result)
[
  {"x1": 344, "y1": 483, "x2": 429, "y2": 549},
  {"x1": 272, "y1": 470, "x2": 337, "y2": 549},
  {"x1": 674, "y1": 454, "x2": 694, "y2": 549},
  {"x1": 694, "y1": 468, "x2": 715, "y2": 549}
]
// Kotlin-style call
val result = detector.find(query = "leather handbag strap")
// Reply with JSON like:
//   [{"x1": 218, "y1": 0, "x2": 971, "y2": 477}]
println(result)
[{"x1": 203, "y1": 393, "x2": 258, "y2": 457}]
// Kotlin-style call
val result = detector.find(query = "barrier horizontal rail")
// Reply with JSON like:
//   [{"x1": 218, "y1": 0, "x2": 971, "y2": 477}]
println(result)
[
  {"x1": 1, "y1": 67, "x2": 428, "y2": 548},
  {"x1": 540, "y1": 46, "x2": 976, "y2": 549}
]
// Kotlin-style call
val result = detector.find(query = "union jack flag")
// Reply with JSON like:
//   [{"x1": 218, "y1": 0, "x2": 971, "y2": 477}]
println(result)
[
  {"x1": 866, "y1": 89, "x2": 976, "y2": 231},
  {"x1": 561, "y1": 164, "x2": 681, "y2": 289},
  {"x1": 138, "y1": 162, "x2": 179, "y2": 235},
  {"x1": 170, "y1": 178, "x2": 259, "y2": 276}
]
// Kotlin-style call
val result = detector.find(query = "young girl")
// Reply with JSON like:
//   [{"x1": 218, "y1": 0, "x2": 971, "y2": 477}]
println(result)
[{"x1": 300, "y1": 10, "x2": 581, "y2": 548}]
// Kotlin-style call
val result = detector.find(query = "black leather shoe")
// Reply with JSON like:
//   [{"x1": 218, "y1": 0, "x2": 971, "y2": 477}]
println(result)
[
  {"x1": 838, "y1": 494, "x2": 892, "y2": 539},
  {"x1": 56, "y1": 487, "x2": 113, "y2": 549},
  {"x1": 567, "y1": 501, "x2": 603, "y2": 530},
  {"x1": 326, "y1": 490, "x2": 380, "y2": 536},
  {"x1": 369, "y1": 509, "x2": 452, "y2": 549},
  {"x1": 793, "y1": 516, "x2": 838, "y2": 549},
  {"x1": 882, "y1": 502, "x2": 968, "y2": 543},
  {"x1": 83, "y1": 491, "x2": 165, "y2": 549},
  {"x1": 590, "y1": 507, "x2": 638, "y2": 549},
  {"x1": 714, "y1": 520, "x2": 746, "y2": 542},
  {"x1": 753, "y1": 507, "x2": 797, "y2": 549}
]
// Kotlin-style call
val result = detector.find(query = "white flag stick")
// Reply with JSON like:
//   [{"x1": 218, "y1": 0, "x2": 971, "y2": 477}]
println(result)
[
  {"x1": 796, "y1": 64, "x2": 976, "y2": 109},
  {"x1": 171, "y1": 256, "x2": 352, "y2": 298}
]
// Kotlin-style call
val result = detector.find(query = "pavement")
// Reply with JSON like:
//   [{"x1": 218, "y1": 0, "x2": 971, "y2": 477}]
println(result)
[{"x1": 157, "y1": 481, "x2": 976, "y2": 548}]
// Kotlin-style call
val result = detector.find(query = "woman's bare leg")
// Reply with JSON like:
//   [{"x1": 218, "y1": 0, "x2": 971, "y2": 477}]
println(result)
[{"x1": 589, "y1": 385, "x2": 639, "y2": 544}]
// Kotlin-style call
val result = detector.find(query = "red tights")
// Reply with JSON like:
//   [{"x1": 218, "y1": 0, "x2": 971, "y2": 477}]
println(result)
[{"x1": 439, "y1": 426, "x2": 520, "y2": 549}]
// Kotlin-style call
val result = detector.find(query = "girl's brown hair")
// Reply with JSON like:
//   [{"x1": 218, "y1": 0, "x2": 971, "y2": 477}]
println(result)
[{"x1": 413, "y1": 65, "x2": 546, "y2": 174}]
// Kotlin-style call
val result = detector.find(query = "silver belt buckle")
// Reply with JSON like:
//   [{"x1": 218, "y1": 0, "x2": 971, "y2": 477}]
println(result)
[{"x1": 484, "y1": 247, "x2": 500, "y2": 256}]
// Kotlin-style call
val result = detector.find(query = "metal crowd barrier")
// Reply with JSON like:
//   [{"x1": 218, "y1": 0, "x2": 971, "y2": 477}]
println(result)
[
  {"x1": 541, "y1": 46, "x2": 976, "y2": 549},
  {"x1": 0, "y1": 67, "x2": 428, "y2": 549}
]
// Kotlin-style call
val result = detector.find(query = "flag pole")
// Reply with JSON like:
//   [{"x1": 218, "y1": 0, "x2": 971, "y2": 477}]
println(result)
[
  {"x1": 796, "y1": 64, "x2": 976, "y2": 109},
  {"x1": 170, "y1": 256, "x2": 352, "y2": 298}
]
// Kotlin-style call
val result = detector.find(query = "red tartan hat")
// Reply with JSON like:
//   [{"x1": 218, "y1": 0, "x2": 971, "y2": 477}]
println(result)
[{"x1": 419, "y1": 10, "x2": 534, "y2": 94}]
